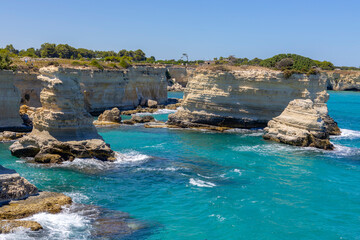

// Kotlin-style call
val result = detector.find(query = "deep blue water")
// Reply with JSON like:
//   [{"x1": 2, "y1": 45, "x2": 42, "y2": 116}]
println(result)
[{"x1": 0, "y1": 91, "x2": 360, "y2": 239}]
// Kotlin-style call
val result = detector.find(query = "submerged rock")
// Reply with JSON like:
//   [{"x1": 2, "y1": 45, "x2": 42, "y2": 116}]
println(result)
[
  {"x1": 0, "y1": 166, "x2": 38, "y2": 205},
  {"x1": 263, "y1": 99, "x2": 334, "y2": 150},
  {"x1": 9, "y1": 66, "x2": 115, "y2": 163}
]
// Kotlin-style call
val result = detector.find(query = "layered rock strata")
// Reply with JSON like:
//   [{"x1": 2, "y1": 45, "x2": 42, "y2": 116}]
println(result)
[
  {"x1": 263, "y1": 99, "x2": 334, "y2": 150},
  {"x1": 0, "y1": 165, "x2": 38, "y2": 204},
  {"x1": 79, "y1": 66, "x2": 168, "y2": 114},
  {"x1": 0, "y1": 70, "x2": 30, "y2": 132},
  {"x1": 325, "y1": 70, "x2": 360, "y2": 91},
  {"x1": 9, "y1": 66, "x2": 115, "y2": 163},
  {"x1": 94, "y1": 108, "x2": 121, "y2": 126},
  {"x1": 168, "y1": 67, "x2": 334, "y2": 129},
  {"x1": 14, "y1": 72, "x2": 42, "y2": 107}
]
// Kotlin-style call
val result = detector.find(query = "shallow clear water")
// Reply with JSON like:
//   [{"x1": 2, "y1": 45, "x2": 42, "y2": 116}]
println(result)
[{"x1": 1, "y1": 91, "x2": 360, "y2": 239}]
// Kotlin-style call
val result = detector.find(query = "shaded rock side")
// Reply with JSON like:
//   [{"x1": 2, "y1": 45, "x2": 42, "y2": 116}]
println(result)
[
  {"x1": 263, "y1": 99, "x2": 333, "y2": 150},
  {"x1": 0, "y1": 165, "x2": 38, "y2": 204},
  {"x1": 325, "y1": 70, "x2": 360, "y2": 91},
  {"x1": 9, "y1": 66, "x2": 115, "y2": 162},
  {"x1": 0, "y1": 70, "x2": 30, "y2": 132},
  {"x1": 169, "y1": 67, "x2": 329, "y2": 128}
]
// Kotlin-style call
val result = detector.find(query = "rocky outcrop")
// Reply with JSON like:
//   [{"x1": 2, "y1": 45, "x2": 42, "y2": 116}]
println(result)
[
  {"x1": 0, "y1": 220, "x2": 42, "y2": 233},
  {"x1": 0, "y1": 132, "x2": 27, "y2": 142},
  {"x1": 325, "y1": 70, "x2": 360, "y2": 91},
  {"x1": 263, "y1": 99, "x2": 333, "y2": 150},
  {"x1": 94, "y1": 108, "x2": 121, "y2": 126},
  {"x1": 79, "y1": 66, "x2": 168, "y2": 114},
  {"x1": 167, "y1": 82, "x2": 185, "y2": 92},
  {"x1": 0, "y1": 165, "x2": 38, "y2": 204},
  {"x1": 0, "y1": 70, "x2": 31, "y2": 132},
  {"x1": 9, "y1": 66, "x2": 115, "y2": 163},
  {"x1": 123, "y1": 115, "x2": 155, "y2": 125},
  {"x1": 169, "y1": 67, "x2": 330, "y2": 129}
]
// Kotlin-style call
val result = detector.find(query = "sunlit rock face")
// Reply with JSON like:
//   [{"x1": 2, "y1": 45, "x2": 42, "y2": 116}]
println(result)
[
  {"x1": 169, "y1": 67, "x2": 331, "y2": 128},
  {"x1": 263, "y1": 99, "x2": 333, "y2": 150},
  {"x1": 78, "y1": 66, "x2": 168, "y2": 114},
  {"x1": 10, "y1": 66, "x2": 115, "y2": 163}
]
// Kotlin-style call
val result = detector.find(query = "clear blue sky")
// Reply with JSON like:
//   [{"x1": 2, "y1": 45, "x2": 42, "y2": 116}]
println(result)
[{"x1": 1, "y1": 0, "x2": 359, "y2": 66}]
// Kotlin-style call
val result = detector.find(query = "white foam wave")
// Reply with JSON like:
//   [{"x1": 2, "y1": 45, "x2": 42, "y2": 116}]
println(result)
[
  {"x1": 0, "y1": 207, "x2": 91, "y2": 240},
  {"x1": 209, "y1": 214, "x2": 226, "y2": 222},
  {"x1": 115, "y1": 150, "x2": 150, "y2": 164},
  {"x1": 233, "y1": 169, "x2": 242, "y2": 176},
  {"x1": 154, "y1": 109, "x2": 178, "y2": 114},
  {"x1": 189, "y1": 178, "x2": 216, "y2": 188},
  {"x1": 136, "y1": 167, "x2": 179, "y2": 172},
  {"x1": 63, "y1": 192, "x2": 89, "y2": 203},
  {"x1": 332, "y1": 144, "x2": 360, "y2": 157},
  {"x1": 332, "y1": 129, "x2": 360, "y2": 140}
]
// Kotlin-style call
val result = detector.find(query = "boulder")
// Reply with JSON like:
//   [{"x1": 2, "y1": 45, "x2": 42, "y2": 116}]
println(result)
[
  {"x1": 98, "y1": 108, "x2": 121, "y2": 123},
  {"x1": 263, "y1": 99, "x2": 334, "y2": 150},
  {"x1": 147, "y1": 99, "x2": 158, "y2": 108},
  {"x1": 0, "y1": 166, "x2": 38, "y2": 204},
  {"x1": 0, "y1": 220, "x2": 42, "y2": 233}
]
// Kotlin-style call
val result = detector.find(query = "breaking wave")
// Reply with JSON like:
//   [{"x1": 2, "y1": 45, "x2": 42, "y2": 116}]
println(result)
[{"x1": 189, "y1": 178, "x2": 216, "y2": 188}]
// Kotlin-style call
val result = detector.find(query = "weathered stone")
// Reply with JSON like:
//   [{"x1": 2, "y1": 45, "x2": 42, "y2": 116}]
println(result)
[
  {"x1": 9, "y1": 66, "x2": 115, "y2": 162},
  {"x1": 263, "y1": 99, "x2": 333, "y2": 150},
  {"x1": 0, "y1": 166, "x2": 38, "y2": 204},
  {"x1": 94, "y1": 108, "x2": 122, "y2": 126},
  {"x1": 34, "y1": 153, "x2": 63, "y2": 163},
  {"x1": 0, "y1": 220, "x2": 42, "y2": 233},
  {"x1": 0, "y1": 191, "x2": 72, "y2": 220},
  {"x1": 168, "y1": 66, "x2": 329, "y2": 129},
  {"x1": 0, "y1": 70, "x2": 31, "y2": 132},
  {"x1": 147, "y1": 99, "x2": 158, "y2": 108},
  {"x1": 123, "y1": 115, "x2": 155, "y2": 125}
]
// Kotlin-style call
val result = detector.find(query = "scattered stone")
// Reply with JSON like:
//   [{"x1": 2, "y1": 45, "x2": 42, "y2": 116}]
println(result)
[
  {"x1": 123, "y1": 115, "x2": 155, "y2": 125},
  {"x1": 167, "y1": 82, "x2": 185, "y2": 92},
  {"x1": 263, "y1": 99, "x2": 334, "y2": 150}
]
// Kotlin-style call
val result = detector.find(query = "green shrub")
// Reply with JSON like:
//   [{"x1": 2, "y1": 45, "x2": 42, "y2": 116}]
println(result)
[
  {"x1": 0, "y1": 52, "x2": 14, "y2": 70},
  {"x1": 307, "y1": 68, "x2": 320, "y2": 75},
  {"x1": 108, "y1": 63, "x2": 118, "y2": 68},
  {"x1": 89, "y1": 60, "x2": 104, "y2": 70},
  {"x1": 119, "y1": 59, "x2": 130, "y2": 69},
  {"x1": 71, "y1": 61, "x2": 83, "y2": 66},
  {"x1": 260, "y1": 54, "x2": 316, "y2": 72}
]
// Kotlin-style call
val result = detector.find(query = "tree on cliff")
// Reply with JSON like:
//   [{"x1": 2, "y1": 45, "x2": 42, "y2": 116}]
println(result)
[
  {"x1": 40, "y1": 43, "x2": 58, "y2": 58},
  {"x1": 0, "y1": 52, "x2": 14, "y2": 70}
]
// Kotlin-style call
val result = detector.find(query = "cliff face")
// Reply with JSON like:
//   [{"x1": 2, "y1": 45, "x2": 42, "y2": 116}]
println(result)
[
  {"x1": 0, "y1": 70, "x2": 28, "y2": 131},
  {"x1": 167, "y1": 66, "x2": 195, "y2": 87},
  {"x1": 169, "y1": 67, "x2": 329, "y2": 128},
  {"x1": 12, "y1": 66, "x2": 168, "y2": 114},
  {"x1": 78, "y1": 66, "x2": 168, "y2": 113},
  {"x1": 325, "y1": 71, "x2": 360, "y2": 91},
  {"x1": 14, "y1": 72, "x2": 42, "y2": 107},
  {"x1": 10, "y1": 66, "x2": 115, "y2": 162},
  {"x1": 263, "y1": 99, "x2": 333, "y2": 150}
]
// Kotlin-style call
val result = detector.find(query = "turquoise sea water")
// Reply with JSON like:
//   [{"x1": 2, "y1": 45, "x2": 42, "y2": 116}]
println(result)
[{"x1": 1, "y1": 91, "x2": 360, "y2": 240}]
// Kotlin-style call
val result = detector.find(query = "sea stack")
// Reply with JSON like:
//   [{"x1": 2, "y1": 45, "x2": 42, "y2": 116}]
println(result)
[
  {"x1": 0, "y1": 70, "x2": 31, "y2": 132},
  {"x1": 9, "y1": 66, "x2": 115, "y2": 163},
  {"x1": 263, "y1": 99, "x2": 333, "y2": 150},
  {"x1": 168, "y1": 66, "x2": 331, "y2": 129}
]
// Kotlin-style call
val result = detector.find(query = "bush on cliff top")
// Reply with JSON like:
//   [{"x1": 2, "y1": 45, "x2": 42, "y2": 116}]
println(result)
[
  {"x1": 0, "y1": 52, "x2": 15, "y2": 70},
  {"x1": 89, "y1": 60, "x2": 104, "y2": 70}
]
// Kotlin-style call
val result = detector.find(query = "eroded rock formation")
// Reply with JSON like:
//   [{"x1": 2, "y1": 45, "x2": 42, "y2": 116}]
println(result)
[
  {"x1": 168, "y1": 66, "x2": 332, "y2": 129},
  {"x1": 94, "y1": 108, "x2": 121, "y2": 126},
  {"x1": 263, "y1": 99, "x2": 333, "y2": 150},
  {"x1": 0, "y1": 70, "x2": 30, "y2": 132},
  {"x1": 0, "y1": 165, "x2": 38, "y2": 204},
  {"x1": 325, "y1": 70, "x2": 360, "y2": 91},
  {"x1": 79, "y1": 66, "x2": 168, "y2": 114},
  {"x1": 9, "y1": 66, "x2": 115, "y2": 163}
]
